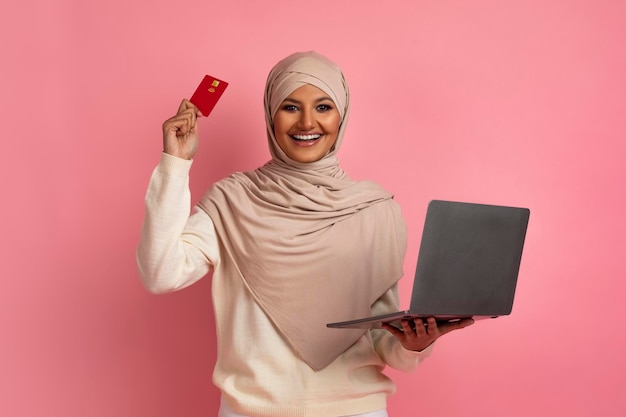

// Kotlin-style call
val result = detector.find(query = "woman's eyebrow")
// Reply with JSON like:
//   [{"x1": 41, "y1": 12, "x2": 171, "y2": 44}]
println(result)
[{"x1": 282, "y1": 96, "x2": 333, "y2": 105}]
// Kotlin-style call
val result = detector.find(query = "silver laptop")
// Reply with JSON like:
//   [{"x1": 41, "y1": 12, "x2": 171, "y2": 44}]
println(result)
[{"x1": 327, "y1": 200, "x2": 530, "y2": 329}]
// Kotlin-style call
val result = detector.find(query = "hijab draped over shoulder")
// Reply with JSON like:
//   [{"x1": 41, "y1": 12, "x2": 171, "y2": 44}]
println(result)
[{"x1": 199, "y1": 51, "x2": 407, "y2": 370}]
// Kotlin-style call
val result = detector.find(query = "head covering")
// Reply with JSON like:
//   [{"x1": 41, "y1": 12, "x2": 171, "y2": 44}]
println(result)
[
  {"x1": 264, "y1": 51, "x2": 349, "y2": 171},
  {"x1": 199, "y1": 51, "x2": 407, "y2": 370}
]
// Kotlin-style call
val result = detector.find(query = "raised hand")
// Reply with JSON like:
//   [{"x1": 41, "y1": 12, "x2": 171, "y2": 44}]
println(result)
[{"x1": 162, "y1": 99, "x2": 203, "y2": 160}]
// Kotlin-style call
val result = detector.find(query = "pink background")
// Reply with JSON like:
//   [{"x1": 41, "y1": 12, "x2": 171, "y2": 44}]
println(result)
[{"x1": 2, "y1": 1, "x2": 625, "y2": 416}]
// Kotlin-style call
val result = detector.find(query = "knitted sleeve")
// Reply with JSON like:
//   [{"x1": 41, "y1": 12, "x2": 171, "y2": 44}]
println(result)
[{"x1": 136, "y1": 152, "x2": 220, "y2": 293}]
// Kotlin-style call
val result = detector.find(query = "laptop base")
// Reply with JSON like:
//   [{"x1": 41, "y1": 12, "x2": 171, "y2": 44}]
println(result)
[{"x1": 327, "y1": 310, "x2": 494, "y2": 330}]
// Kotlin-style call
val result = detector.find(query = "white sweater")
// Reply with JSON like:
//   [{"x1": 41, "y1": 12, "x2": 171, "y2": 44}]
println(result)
[{"x1": 137, "y1": 153, "x2": 433, "y2": 417}]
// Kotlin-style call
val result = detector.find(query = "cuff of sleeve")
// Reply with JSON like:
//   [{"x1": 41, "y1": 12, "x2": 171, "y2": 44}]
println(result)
[{"x1": 158, "y1": 152, "x2": 193, "y2": 178}]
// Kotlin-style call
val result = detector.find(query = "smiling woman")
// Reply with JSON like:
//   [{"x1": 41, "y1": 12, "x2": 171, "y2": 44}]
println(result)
[
  {"x1": 137, "y1": 51, "x2": 472, "y2": 417},
  {"x1": 272, "y1": 84, "x2": 341, "y2": 163}
]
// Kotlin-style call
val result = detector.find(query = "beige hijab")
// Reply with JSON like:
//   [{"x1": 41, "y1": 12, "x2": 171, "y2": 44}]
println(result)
[{"x1": 199, "y1": 51, "x2": 407, "y2": 370}]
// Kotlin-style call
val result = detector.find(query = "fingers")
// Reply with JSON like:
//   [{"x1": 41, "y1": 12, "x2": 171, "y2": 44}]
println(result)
[
  {"x1": 163, "y1": 113, "x2": 194, "y2": 138},
  {"x1": 382, "y1": 318, "x2": 433, "y2": 338},
  {"x1": 405, "y1": 318, "x2": 428, "y2": 337},
  {"x1": 384, "y1": 317, "x2": 474, "y2": 337},
  {"x1": 382, "y1": 317, "x2": 475, "y2": 352},
  {"x1": 422, "y1": 317, "x2": 437, "y2": 336},
  {"x1": 177, "y1": 98, "x2": 202, "y2": 116},
  {"x1": 384, "y1": 318, "x2": 437, "y2": 352},
  {"x1": 165, "y1": 100, "x2": 199, "y2": 137},
  {"x1": 381, "y1": 323, "x2": 402, "y2": 336},
  {"x1": 162, "y1": 99, "x2": 202, "y2": 160}
]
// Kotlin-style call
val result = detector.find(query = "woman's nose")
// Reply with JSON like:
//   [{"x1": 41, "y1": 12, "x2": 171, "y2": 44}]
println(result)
[{"x1": 297, "y1": 109, "x2": 315, "y2": 130}]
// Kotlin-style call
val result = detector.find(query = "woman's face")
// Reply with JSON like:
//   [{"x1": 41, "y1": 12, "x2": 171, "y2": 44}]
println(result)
[{"x1": 273, "y1": 84, "x2": 341, "y2": 163}]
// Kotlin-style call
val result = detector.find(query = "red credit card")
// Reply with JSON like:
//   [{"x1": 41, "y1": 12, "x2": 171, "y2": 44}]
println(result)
[{"x1": 189, "y1": 75, "x2": 228, "y2": 116}]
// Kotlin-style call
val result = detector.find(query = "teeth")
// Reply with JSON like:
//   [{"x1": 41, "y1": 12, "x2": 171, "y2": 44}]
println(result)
[{"x1": 292, "y1": 134, "x2": 321, "y2": 141}]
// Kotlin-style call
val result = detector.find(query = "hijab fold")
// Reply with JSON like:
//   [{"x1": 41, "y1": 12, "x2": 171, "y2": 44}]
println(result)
[{"x1": 199, "y1": 51, "x2": 407, "y2": 370}]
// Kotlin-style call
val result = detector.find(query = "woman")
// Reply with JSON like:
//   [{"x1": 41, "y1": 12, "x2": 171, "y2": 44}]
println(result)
[{"x1": 137, "y1": 51, "x2": 473, "y2": 417}]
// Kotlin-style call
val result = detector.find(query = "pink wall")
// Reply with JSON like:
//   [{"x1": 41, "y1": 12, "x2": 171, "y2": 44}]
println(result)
[{"x1": 2, "y1": 1, "x2": 625, "y2": 416}]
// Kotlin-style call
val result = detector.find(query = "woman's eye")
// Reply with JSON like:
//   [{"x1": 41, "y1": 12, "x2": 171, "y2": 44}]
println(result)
[
  {"x1": 282, "y1": 104, "x2": 298, "y2": 112},
  {"x1": 317, "y1": 104, "x2": 333, "y2": 112}
]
